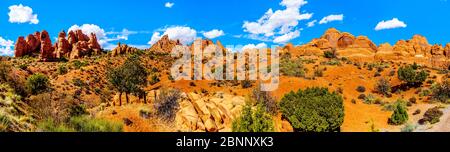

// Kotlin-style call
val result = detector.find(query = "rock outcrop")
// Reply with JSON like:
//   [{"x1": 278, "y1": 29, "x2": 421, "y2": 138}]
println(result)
[
  {"x1": 175, "y1": 92, "x2": 246, "y2": 132},
  {"x1": 14, "y1": 30, "x2": 103, "y2": 60},
  {"x1": 282, "y1": 28, "x2": 449, "y2": 68},
  {"x1": 39, "y1": 30, "x2": 56, "y2": 61},
  {"x1": 111, "y1": 43, "x2": 139, "y2": 57},
  {"x1": 14, "y1": 37, "x2": 30, "y2": 57},
  {"x1": 148, "y1": 35, "x2": 181, "y2": 54}
]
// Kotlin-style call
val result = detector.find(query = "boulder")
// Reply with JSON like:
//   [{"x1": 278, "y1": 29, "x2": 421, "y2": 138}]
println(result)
[{"x1": 88, "y1": 33, "x2": 102, "y2": 55}]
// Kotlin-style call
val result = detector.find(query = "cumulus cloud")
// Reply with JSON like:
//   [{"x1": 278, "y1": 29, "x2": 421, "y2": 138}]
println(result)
[
  {"x1": 8, "y1": 4, "x2": 39, "y2": 24},
  {"x1": 202, "y1": 29, "x2": 225, "y2": 39},
  {"x1": 0, "y1": 37, "x2": 15, "y2": 56},
  {"x1": 165, "y1": 2, "x2": 174, "y2": 8},
  {"x1": 319, "y1": 14, "x2": 344, "y2": 24},
  {"x1": 375, "y1": 18, "x2": 407, "y2": 31},
  {"x1": 306, "y1": 20, "x2": 317, "y2": 27},
  {"x1": 242, "y1": 0, "x2": 312, "y2": 43},
  {"x1": 273, "y1": 30, "x2": 300, "y2": 44},
  {"x1": 242, "y1": 43, "x2": 268, "y2": 50},
  {"x1": 148, "y1": 26, "x2": 197, "y2": 45}
]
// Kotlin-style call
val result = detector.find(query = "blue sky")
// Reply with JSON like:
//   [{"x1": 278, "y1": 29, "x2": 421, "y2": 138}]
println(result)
[{"x1": 1, "y1": 0, "x2": 450, "y2": 56}]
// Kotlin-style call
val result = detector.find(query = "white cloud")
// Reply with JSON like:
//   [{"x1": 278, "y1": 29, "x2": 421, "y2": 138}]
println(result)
[
  {"x1": 273, "y1": 30, "x2": 300, "y2": 43},
  {"x1": 375, "y1": 18, "x2": 407, "y2": 31},
  {"x1": 242, "y1": 43, "x2": 268, "y2": 50},
  {"x1": 148, "y1": 26, "x2": 197, "y2": 45},
  {"x1": 165, "y1": 2, "x2": 174, "y2": 8},
  {"x1": 306, "y1": 20, "x2": 317, "y2": 27},
  {"x1": 319, "y1": 14, "x2": 344, "y2": 24},
  {"x1": 8, "y1": 4, "x2": 39, "y2": 24},
  {"x1": 203, "y1": 29, "x2": 225, "y2": 39},
  {"x1": 0, "y1": 37, "x2": 15, "y2": 56},
  {"x1": 242, "y1": 0, "x2": 312, "y2": 43}
]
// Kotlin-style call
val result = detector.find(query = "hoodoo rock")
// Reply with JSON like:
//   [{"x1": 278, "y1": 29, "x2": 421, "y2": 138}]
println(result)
[
  {"x1": 88, "y1": 33, "x2": 102, "y2": 55},
  {"x1": 148, "y1": 35, "x2": 181, "y2": 54},
  {"x1": 39, "y1": 30, "x2": 56, "y2": 61},
  {"x1": 111, "y1": 43, "x2": 139, "y2": 57},
  {"x1": 55, "y1": 31, "x2": 71, "y2": 59},
  {"x1": 67, "y1": 31, "x2": 77, "y2": 45},
  {"x1": 14, "y1": 37, "x2": 30, "y2": 57},
  {"x1": 14, "y1": 29, "x2": 103, "y2": 61},
  {"x1": 26, "y1": 32, "x2": 40, "y2": 53}
]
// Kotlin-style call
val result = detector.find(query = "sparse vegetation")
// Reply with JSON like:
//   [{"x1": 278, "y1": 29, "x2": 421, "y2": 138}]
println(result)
[
  {"x1": 375, "y1": 78, "x2": 391, "y2": 96},
  {"x1": 252, "y1": 84, "x2": 278, "y2": 115},
  {"x1": 154, "y1": 89, "x2": 182, "y2": 121},
  {"x1": 26, "y1": 73, "x2": 50, "y2": 95},
  {"x1": 430, "y1": 80, "x2": 450, "y2": 103},
  {"x1": 398, "y1": 64, "x2": 429, "y2": 87},
  {"x1": 280, "y1": 58, "x2": 307, "y2": 77},
  {"x1": 280, "y1": 87, "x2": 344, "y2": 132},
  {"x1": 419, "y1": 107, "x2": 443, "y2": 125},
  {"x1": 232, "y1": 104, "x2": 274, "y2": 132},
  {"x1": 57, "y1": 64, "x2": 68, "y2": 75},
  {"x1": 388, "y1": 101, "x2": 409, "y2": 125},
  {"x1": 356, "y1": 86, "x2": 366, "y2": 93}
]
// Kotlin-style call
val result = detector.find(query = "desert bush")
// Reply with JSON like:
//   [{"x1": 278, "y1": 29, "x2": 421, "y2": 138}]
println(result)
[
  {"x1": 398, "y1": 64, "x2": 429, "y2": 86},
  {"x1": 72, "y1": 78, "x2": 85, "y2": 87},
  {"x1": 18, "y1": 64, "x2": 28, "y2": 70},
  {"x1": 358, "y1": 94, "x2": 366, "y2": 100},
  {"x1": 28, "y1": 93, "x2": 71, "y2": 124},
  {"x1": 69, "y1": 116, "x2": 123, "y2": 132},
  {"x1": 324, "y1": 49, "x2": 337, "y2": 59},
  {"x1": 279, "y1": 87, "x2": 344, "y2": 132},
  {"x1": 252, "y1": 85, "x2": 278, "y2": 115},
  {"x1": 401, "y1": 123, "x2": 417, "y2": 132},
  {"x1": 356, "y1": 86, "x2": 366, "y2": 93},
  {"x1": 57, "y1": 64, "x2": 68, "y2": 75},
  {"x1": 69, "y1": 104, "x2": 88, "y2": 117},
  {"x1": 189, "y1": 82, "x2": 196, "y2": 87},
  {"x1": 72, "y1": 60, "x2": 88, "y2": 69},
  {"x1": 363, "y1": 94, "x2": 377, "y2": 104},
  {"x1": 314, "y1": 68, "x2": 324, "y2": 77},
  {"x1": 241, "y1": 80, "x2": 253, "y2": 88},
  {"x1": 154, "y1": 89, "x2": 182, "y2": 121},
  {"x1": 419, "y1": 107, "x2": 443, "y2": 125},
  {"x1": 26, "y1": 73, "x2": 50, "y2": 95},
  {"x1": 375, "y1": 78, "x2": 391, "y2": 96},
  {"x1": 430, "y1": 80, "x2": 450, "y2": 103},
  {"x1": 232, "y1": 104, "x2": 274, "y2": 132},
  {"x1": 280, "y1": 58, "x2": 307, "y2": 77},
  {"x1": 388, "y1": 102, "x2": 409, "y2": 125}
]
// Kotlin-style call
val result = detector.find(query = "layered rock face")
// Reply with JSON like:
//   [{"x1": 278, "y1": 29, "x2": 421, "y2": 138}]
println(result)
[
  {"x1": 14, "y1": 30, "x2": 102, "y2": 61},
  {"x1": 148, "y1": 35, "x2": 181, "y2": 54},
  {"x1": 111, "y1": 43, "x2": 139, "y2": 57}
]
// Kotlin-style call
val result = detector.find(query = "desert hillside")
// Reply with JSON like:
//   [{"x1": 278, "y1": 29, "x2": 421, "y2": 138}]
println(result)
[{"x1": 1, "y1": 28, "x2": 449, "y2": 132}]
